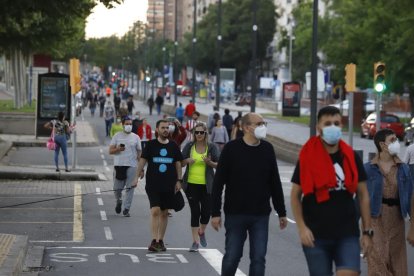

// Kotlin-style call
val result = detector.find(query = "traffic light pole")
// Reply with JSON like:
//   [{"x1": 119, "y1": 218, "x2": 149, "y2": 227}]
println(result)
[
  {"x1": 348, "y1": 92, "x2": 354, "y2": 147},
  {"x1": 310, "y1": 0, "x2": 319, "y2": 137},
  {"x1": 376, "y1": 92, "x2": 382, "y2": 133}
]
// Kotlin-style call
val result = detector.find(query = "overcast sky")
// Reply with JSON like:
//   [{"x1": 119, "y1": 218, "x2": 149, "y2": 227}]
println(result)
[{"x1": 85, "y1": 0, "x2": 147, "y2": 39}]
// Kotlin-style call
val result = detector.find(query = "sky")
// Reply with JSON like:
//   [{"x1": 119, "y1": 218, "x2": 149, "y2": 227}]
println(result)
[{"x1": 85, "y1": 0, "x2": 148, "y2": 39}]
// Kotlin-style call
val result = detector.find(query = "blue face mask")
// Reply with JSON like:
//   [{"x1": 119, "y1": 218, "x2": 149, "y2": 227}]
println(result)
[{"x1": 322, "y1": 125, "x2": 342, "y2": 145}]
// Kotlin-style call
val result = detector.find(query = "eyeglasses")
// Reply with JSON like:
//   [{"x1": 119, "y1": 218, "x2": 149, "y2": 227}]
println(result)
[
  {"x1": 249, "y1": 121, "x2": 267, "y2": 127},
  {"x1": 195, "y1": 131, "x2": 206, "y2": 135}
]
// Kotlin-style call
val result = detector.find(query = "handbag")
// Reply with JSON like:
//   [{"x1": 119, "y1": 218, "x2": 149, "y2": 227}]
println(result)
[
  {"x1": 173, "y1": 191, "x2": 185, "y2": 212},
  {"x1": 46, "y1": 122, "x2": 56, "y2": 150}
]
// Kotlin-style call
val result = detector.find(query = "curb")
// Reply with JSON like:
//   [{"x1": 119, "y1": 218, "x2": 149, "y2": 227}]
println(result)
[
  {"x1": 0, "y1": 169, "x2": 106, "y2": 181},
  {"x1": 0, "y1": 234, "x2": 28, "y2": 276}
]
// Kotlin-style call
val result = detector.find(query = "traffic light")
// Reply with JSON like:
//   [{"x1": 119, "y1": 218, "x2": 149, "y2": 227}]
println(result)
[
  {"x1": 374, "y1": 62, "x2": 386, "y2": 92},
  {"x1": 344, "y1": 63, "x2": 356, "y2": 92},
  {"x1": 145, "y1": 76, "x2": 151, "y2": 82}
]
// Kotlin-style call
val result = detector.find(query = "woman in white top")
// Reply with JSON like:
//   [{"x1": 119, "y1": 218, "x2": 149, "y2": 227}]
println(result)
[{"x1": 210, "y1": 119, "x2": 229, "y2": 151}]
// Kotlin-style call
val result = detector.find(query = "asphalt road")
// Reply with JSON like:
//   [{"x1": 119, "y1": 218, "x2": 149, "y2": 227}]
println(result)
[{"x1": 1, "y1": 101, "x2": 413, "y2": 275}]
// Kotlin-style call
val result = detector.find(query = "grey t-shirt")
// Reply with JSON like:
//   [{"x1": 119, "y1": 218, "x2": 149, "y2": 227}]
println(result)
[{"x1": 110, "y1": 132, "x2": 142, "y2": 167}]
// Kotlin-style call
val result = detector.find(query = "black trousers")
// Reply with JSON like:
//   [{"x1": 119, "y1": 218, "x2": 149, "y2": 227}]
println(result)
[{"x1": 185, "y1": 183, "x2": 211, "y2": 227}]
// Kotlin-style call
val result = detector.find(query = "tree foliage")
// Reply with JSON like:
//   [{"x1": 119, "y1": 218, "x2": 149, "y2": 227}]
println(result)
[{"x1": 287, "y1": 0, "x2": 414, "y2": 92}]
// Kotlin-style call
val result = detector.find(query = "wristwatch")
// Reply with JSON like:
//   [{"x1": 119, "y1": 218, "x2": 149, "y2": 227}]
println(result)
[
  {"x1": 177, "y1": 179, "x2": 183, "y2": 183},
  {"x1": 363, "y1": 229, "x2": 374, "y2": 237}
]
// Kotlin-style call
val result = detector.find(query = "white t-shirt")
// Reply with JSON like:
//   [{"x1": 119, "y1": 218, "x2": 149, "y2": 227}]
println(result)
[{"x1": 110, "y1": 132, "x2": 142, "y2": 167}]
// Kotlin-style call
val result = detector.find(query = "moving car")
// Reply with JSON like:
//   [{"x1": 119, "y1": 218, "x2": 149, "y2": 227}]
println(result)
[{"x1": 360, "y1": 112, "x2": 405, "y2": 140}]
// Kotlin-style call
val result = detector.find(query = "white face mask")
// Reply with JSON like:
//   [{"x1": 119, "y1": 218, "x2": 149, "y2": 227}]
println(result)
[
  {"x1": 254, "y1": 125, "x2": 267, "y2": 140},
  {"x1": 168, "y1": 125, "x2": 175, "y2": 133},
  {"x1": 124, "y1": 125, "x2": 132, "y2": 133},
  {"x1": 388, "y1": 140, "x2": 400, "y2": 156}
]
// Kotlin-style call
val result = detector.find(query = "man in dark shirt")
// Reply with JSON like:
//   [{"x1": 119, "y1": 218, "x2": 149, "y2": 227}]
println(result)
[
  {"x1": 290, "y1": 106, "x2": 372, "y2": 276},
  {"x1": 136, "y1": 119, "x2": 183, "y2": 252},
  {"x1": 211, "y1": 113, "x2": 287, "y2": 276},
  {"x1": 222, "y1": 108, "x2": 233, "y2": 138}
]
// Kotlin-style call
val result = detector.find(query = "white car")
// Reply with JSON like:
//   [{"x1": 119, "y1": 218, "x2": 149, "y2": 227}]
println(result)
[{"x1": 331, "y1": 99, "x2": 376, "y2": 112}]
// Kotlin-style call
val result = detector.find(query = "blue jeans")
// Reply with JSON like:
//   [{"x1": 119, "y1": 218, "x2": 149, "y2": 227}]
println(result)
[
  {"x1": 222, "y1": 214, "x2": 269, "y2": 276},
  {"x1": 105, "y1": 118, "x2": 114, "y2": 136},
  {"x1": 54, "y1": 134, "x2": 68, "y2": 169},
  {"x1": 302, "y1": 236, "x2": 360, "y2": 276}
]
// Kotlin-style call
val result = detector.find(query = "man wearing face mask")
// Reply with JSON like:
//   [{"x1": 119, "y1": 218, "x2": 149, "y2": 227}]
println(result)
[
  {"x1": 109, "y1": 116, "x2": 142, "y2": 217},
  {"x1": 364, "y1": 128, "x2": 414, "y2": 276},
  {"x1": 211, "y1": 113, "x2": 287, "y2": 276},
  {"x1": 291, "y1": 106, "x2": 372, "y2": 276}
]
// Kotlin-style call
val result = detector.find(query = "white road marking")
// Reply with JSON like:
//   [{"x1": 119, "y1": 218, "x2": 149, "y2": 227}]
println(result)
[
  {"x1": 96, "y1": 188, "x2": 101, "y2": 195},
  {"x1": 176, "y1": 254, "x2": 188, "y2": 263},
  {"x1": 100, "y1": 211, "x2": 107, "y2": 221},
  {"x1": 105, "y1": 166, "x2": 111, "y2": 172},
  {"x1": 97, "y1": 198, "x2": 104, "y2": 206},
  {"x1": 73, "y1": 184, "x2": 84, "y2": 242},
  {"x1": 104, "y1": 227, "x2": 113, "y2": 240},
  {"x1": 99, "y1": 148, "x2": 103, "y2": 154},
  {"x1": 199, "y1": 249, "x2": 246, "y2": 276},
  {"x1": 103, "y1": 160, "x2": 108, "y2": 167},
  {"x1": 101, "y1": 154, "x2": 105, "y2": 160}
]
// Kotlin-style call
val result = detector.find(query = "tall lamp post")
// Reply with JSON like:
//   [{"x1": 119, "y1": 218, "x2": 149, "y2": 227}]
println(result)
[
  {"x1": 288, "y1": 18, "x2": 295, "y2": 82},
  {"x1": 173, "y1": 0, "x2": 178, "y2": 107},
  {"x1": 310, "y1": 0, "x2": 319, "y2": 137},
  {"x1": 191, "y1": 0, "x2": 197, "y2": 103},
  {"x1": 215, "y1": 0, "x2": 222, "y2": 110},
  {"x1": 250, "y1": 0, "x2": 258, "y2": 112}
]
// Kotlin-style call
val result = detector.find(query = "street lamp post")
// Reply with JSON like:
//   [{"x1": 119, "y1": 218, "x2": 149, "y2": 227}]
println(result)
[
  {"x1": 215, "y1": 0, "x2": 222, "y2": 110},
  {"x1": 250, "y1": 0, "x2": 258, "y2": 113},
  {"x1": 173, "y1": 0, "x2": 178, "y2": 107},
  {"x1": 288, "y1": 18, "x2": 295, "y2": 82},
  {"x1": 310, "y1": 0, "x2": 319, "y2": 137},
  {"x1": 191, "y1": 0, "x2": 197, "y2": 103}
]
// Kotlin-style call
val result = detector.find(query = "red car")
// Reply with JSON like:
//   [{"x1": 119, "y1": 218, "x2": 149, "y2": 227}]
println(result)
[
  {"x1": 360, "y1": 112, "x2": 405, "y2": 140},
  {"x1": 181, "y1": 86, "x2": 192, "y2": 96}
]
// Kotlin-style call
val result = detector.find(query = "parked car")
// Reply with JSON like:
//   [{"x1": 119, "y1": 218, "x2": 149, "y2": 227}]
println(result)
[
  {"x1": 360, "y1": 112, "x2": 405, "y2": 140},
  {"x1": 181, "y1": 86, "x2": 192, "y2": 96},
  {"x1": 404, "y1": 117, "x2": 414, "y2": 145},
  {"x1": 331, "y1": 99, "x2": 376, "y2": 112}
]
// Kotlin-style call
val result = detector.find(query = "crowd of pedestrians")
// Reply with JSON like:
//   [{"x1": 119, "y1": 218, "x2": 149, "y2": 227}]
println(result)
[{"x1": 95, "y1": 88, "x2": 414, "y2": 276}]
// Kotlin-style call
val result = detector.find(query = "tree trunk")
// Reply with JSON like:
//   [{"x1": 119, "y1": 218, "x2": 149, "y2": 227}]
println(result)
[{"x1": 10, "y1": 49, "x2": 28, "y2": 109}]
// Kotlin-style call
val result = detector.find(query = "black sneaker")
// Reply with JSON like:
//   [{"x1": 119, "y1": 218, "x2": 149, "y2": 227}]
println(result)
[
  {"x1": 158, "y1": 240, "x2": 167, "y2": 251},
  {"x1": 115, "y1": 200, "x2": 122, "y2": 214},
  {"x1": 123, "y1": 209, "x2": 130, "y2": 217},
  {"x1": 148, "y1": 239, "x2": 161, "y2": 252}
]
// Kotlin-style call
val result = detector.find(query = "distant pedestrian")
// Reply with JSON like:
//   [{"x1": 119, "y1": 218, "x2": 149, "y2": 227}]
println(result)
[
  {"x1": 114, "y1": 93, "x2": 121, "y2": 116},
  {"x1": 364, "y1": 129, "x2": 413, "y2": 276},
  {"x1": 167, "y1": 118, "x2": 187, "y2": 147},
  {"x1": 137, "y1": 118, "x2": 152, "y2": 150},
  {"x1": 147, "y1": 96, "x2": 154, "y2": 115},
  {"x1": 98, "y1": 92, "x2": 106, "y2": 117},
  {"x1": 211, "y1": 119, "x2": 229, "y2": 151},
  {"x1": 185, "y1": 100, "x2": 196, "y2": 121},
  {"x1": 404, "y1": 142, "x2": 414, "y2": 178},
  {"x1": 110, "y1": 117, "x2": 124, "y2": 138},
  {"x1": 119, "y1": 102, "x2": 128, "y2": 118},
  {"x1": 175, "y1": 102, "x2": 185, "y2": 124},
  {"x1": 211, "y1": 113, "x2": 287, "y2": 276},
  {"x1": 290, "y1": 106, "x2": 372, "y2": 276},
  {"x1": 44, "y1": 111, "x2": 71, "y2": 172},
  {"x1": 104, "y1": 100, "x2": 115, "y2": 137},
  {"x1": 222, "y1": 108, "x2": 233, "y2": 138},
  {"x1": 185, "y1": 111, "x2": 200, "y2": 142},
  {"x1": 109, "y1": 116, "x2": 142, "y2": 217},
  {"x1": 182, "y1": 122, "x2": 220, "y2": 252},
  {"x1": 136, "y1": 119, "x2": 184, "y2": 252},
  {"x1": 89, "y1": 98, "x2": 97, "y2": 117},
  {"x1": 127, "y1": 96, "x2": 135, "y2": 116},
  {"x1": 155, "y1": 95, "x2": 164, "y2": 115},
  {"x1": 231, "y1": 118, "x2": 243, "y2": 140},
  {"x1": 131, "y1": 112, "x2": 143, "y2": 135},
  {"x1": 233, "y1": 111, "x2": 242, "y2": 126},
  {"x1": 207, "y1": 106, "x2": 219, "y2": 134}
]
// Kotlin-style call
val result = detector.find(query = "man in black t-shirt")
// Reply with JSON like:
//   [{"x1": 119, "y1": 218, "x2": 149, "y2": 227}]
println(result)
[
  {"x1": 136, "y1": 119, "x2": 183, "y2": 253},
  {"x1": 290, "y1": 106, "x2": 372, "y2": 276}
]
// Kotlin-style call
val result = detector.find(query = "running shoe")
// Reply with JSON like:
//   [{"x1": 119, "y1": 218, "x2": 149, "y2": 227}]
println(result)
[
  {"x1": 199, "y1": 231, "x2": 207, "y2": 247},
  {"x1": 115, "y1": 199, "x2": 122, "y2": 214},
  {"x1": 189, "y1": 242, "x2": 199, "y2": 252},
  {"x1": 158, "y1": 240, "x2": 167, "y2": 251},
  {"x1": 148, "y1": 239, "x2": 161, "y2": 252}
]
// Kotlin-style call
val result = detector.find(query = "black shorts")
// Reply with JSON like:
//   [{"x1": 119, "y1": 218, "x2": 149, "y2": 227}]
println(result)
[{"x1": 146, "y1": 190, "x2": 175, "y2": 210}]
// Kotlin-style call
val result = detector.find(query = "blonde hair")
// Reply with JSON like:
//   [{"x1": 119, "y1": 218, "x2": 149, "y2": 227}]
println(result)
[{"x1": 192, "y1": 122, "x2": 208, "y2": 145}]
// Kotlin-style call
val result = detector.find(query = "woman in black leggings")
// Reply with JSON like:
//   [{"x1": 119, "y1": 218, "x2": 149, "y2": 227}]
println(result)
[{"x1": 182, "y1": 122, "x2": 220, "y2": 252}]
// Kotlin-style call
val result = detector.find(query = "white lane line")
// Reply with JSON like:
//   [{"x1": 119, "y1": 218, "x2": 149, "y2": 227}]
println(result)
[
  {"x1": 199, "y1": 249, "x2": 246, "y2": 276},
  {"x1": 96, "y1": 188, "x2": 101, "y2": 195},
  {"x1": 105, "y1": 166, "x2": 111, "y2": 172},
  {"x1": 97, "y1": 198, "x2": 104, "y2": 206},
  {"x1": 100, "y1": 211, "x2": 107, "y2": 221},
  {"x1": 101, "y1": 154, "x2": 105, "y2": 160},
  {"x1": 103, "y1": 160, "x2": 108, "y2": 167},
  {"x1": 104, "y1": 227, "x2": 113, "y2": 240},
  {"x1": 176, "y1": 254, "x2": 188, "y2": 263},
  {"x1": 99, "y1": 148, "x2": 103, "y2": 154},
  {"x1": 275, "y1": 213, "x2": 296, "y2": 224}
]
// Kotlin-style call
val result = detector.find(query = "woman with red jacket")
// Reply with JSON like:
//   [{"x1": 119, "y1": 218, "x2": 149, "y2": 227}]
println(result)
[{"x1": 137, "y1": 118, "x2": 152, "y2": 150}]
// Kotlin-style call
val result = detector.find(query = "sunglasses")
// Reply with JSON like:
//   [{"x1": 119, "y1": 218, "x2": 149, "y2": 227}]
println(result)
[{"x1": 195, "y1": 131, "x2": 206, "y2": 135}]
